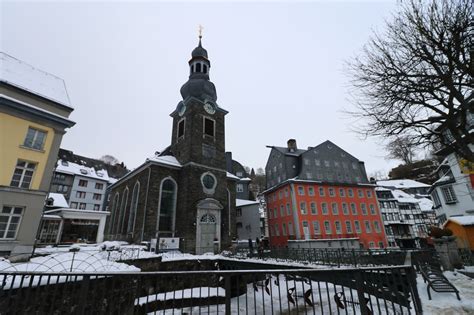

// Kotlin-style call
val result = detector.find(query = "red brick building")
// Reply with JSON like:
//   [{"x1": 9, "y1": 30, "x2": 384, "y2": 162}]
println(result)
[{"x1": 263, "y1": 140, "x2": 387, "y2": 249}]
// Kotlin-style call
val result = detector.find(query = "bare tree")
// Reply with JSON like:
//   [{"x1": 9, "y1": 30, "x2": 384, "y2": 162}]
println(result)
[
  {"x1": 348, "y1": 0, "x2": 473, "y2": 162},
  {"x1": 386, "y1": 136, "x2": 418, "y2": 164},
  {"x1": 100, "y1": 155, "x2": 119, "y2": 165}
]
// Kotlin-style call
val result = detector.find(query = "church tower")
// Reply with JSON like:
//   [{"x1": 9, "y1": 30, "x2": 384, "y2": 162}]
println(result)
[
  {"x1": 170, "y1": 35, "x2": 227, "y2": 170},
  {"x1": 168, "y1": 34, "x2": 235, "y2": 254},
  {"x1": 105, "y1": 33, "x2": 237, "y2": 254}
]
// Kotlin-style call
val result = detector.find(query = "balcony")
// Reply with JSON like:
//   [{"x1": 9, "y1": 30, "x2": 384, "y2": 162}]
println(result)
[{"x1": 393, "y1": 234, "x2": 416, "y2": 240}]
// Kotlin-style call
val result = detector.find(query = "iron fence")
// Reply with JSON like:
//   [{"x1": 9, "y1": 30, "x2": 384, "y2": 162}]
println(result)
[
  {"x1": 1, "y1": 266, "x2": 422, "y2": 314},
  {"x1": 458, "y1": 248, "x2": 474, "y2": 266},
  {"x1": 234, "y1": 248, "x2": 416, "y2": 267}
]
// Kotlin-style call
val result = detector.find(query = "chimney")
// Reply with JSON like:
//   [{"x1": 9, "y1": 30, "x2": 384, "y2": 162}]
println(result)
[{"x1": 287, "y1": 139, "x2": 297, "y2": 152}]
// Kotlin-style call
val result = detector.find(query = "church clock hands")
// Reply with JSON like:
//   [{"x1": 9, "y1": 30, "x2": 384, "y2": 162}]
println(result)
[
  {"x1": 178, "y1": 102, "x2": 186, "y2": 116},
  {"x1": 204, "y1": 101, "x2": 216, "y2": 115}
]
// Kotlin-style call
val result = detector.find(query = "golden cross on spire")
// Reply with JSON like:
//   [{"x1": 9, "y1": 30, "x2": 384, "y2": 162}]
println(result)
[{"x1": 198, "y1": 24, "x2": 203, "y2": 38}]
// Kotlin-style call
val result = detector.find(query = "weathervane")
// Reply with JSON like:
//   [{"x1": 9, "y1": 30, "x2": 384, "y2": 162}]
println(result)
[{"x1": 198, "y1": 25, "x2": 203, "y2": 39}]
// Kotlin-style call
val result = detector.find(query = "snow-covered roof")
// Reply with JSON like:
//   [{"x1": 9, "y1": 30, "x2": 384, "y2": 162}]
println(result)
[
  {"x1": 108, "y1": 177, "x2": 118, "y2": 184},
  {"x1": 0, "y1": 94, "x2": 74, "y2": 124},
  {"x1": 447, "y1": 216, "x2": 474, "y2": 226},
  {"x1": 375, "y1": 186, "x2": 391, "y2": 191},
  {"x1": 391, "y1": 189, "x2": 420, "y2": 203},
  {"x1": 434, "y1": 175, "x2": 453, "y2": 185},
  {"x1": 417, "y1": 198, "x2": 433, "y2": 212},
  {"x1": 239, "y1": 177, "x2": 252, "y2": 182},
  {"x1": 0, "y1": 52, "x2": 72, "y2": 108},
  {"x1": 47, "y1": 193, "x2": 69, "y2": 208},
  {"x1": 377, "y1": 179, "x2": 430, "y2": 189},
  {"x1": 227, "y1": 172, "x2": 240, "y2": 180},
  {"x1": 236, "y1": 199, "x2": 260, "y2": 207},
  {"x1": 42, "y1": 214, "x2": 62, "y2": 220},
  {"x1": 55, "y1": 159, "x2": 110, "y2": 181},
  {"x1": 147, "y1": 155, "x2": 182, "y2": 168}
]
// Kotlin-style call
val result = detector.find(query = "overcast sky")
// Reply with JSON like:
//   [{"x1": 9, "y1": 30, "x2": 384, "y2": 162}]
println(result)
[{"x1": 2, "y1": 0, "x2": 402, "y2": 176}]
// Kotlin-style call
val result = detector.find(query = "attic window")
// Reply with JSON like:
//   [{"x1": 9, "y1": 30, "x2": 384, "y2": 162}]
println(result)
[
  {"x1": 80, "y1": 169, "x2": 88, "y2": 175},
  {"x1": 61, "y1": 161, "x2": 69, "y2": 166}
]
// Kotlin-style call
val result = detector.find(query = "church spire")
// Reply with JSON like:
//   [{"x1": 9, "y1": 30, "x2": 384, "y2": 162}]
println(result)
[{"x1": 180, "y1": 28, "x2": 217, "y2": 102}]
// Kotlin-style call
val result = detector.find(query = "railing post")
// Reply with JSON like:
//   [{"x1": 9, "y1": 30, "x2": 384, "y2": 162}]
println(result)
[
  {"x1": 224, "y1": 274, "x2": 231, "y2": 314},
  {"x1": 355, "y1": 271, "x2": 369, "y2": 315},
  {"x1": 78, "y1": 275, "x2": 90, "y2": 315},
  {"x1": 407, "y1": 267, "x2": 423, "y2": 314}
]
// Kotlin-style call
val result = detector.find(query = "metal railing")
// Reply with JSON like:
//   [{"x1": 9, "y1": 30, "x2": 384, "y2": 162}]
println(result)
[
  {"x1": 458, "y1": 248, "x2": 474, "y2": 266},
  {"x1": 0, "y1": 266, "x2": 422, "y2": 314},
  {"x1": 234, "y1": 248, "x2": 413, "y2": 267}
]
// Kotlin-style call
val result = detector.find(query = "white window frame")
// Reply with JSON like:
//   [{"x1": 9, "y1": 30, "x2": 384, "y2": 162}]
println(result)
[
  {"x1": 236, "y1": 184, "x2": 244, "y2": 193},
  {"x1": 321, "y1": 202, "x2": 328, "y2": 215},
  {"x1": 345, "y1": 221, "x2": 353, "y2": 234},
  {"x1": 324, "y1": 221, "x2": 332, "y2": 234},
  {"x1": 10, "y1": 160, "x2": 36, "y2": 189},
  {"x1": 335, "y1": 221, "x2": 342, "y2": 234},
  {"x1": 23, "y1": 127, "x2": 47, "y2": 150},
  {"x1": 300, "y1": 202, "x2": 307, "y2": 215},
  {"x1": 0, "y1": 206, "x2": 24, "y2": 239},
  {"x1": 298, "y1": 186, "x2": 305, "y2": 196},
  {"x1": 313, "y1": 221, "x2": 321, "y2": 235},
  {"x1": 177, "y1": 117, "x2": 186, "y2": 139},
  {"x1": 364, "y1": 220, "x2": 372, "y2": 233},
  {"x1": 441, "y1": 185, "x2": 457, "y2": 204},
  {"x1": 203, "y1": 116, "x2": 216, "y2": 137}
]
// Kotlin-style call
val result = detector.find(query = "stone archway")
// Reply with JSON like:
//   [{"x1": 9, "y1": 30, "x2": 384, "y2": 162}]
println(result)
[{"x1": 196, "y1": 198, "x2": 223, "y2": 254}]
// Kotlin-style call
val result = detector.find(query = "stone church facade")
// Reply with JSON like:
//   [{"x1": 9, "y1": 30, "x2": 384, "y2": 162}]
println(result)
[{"x1": 105, "y1": 37, "x2": 238, "y2": 254}]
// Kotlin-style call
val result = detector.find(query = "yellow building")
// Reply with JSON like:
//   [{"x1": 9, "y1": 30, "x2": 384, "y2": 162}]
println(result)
[
  {"x1": 444, "y1": 216, "x2": 474, "y2": 251},
  {"x1": 0, "y1": 52, "x2": 75, "y2": 260}
]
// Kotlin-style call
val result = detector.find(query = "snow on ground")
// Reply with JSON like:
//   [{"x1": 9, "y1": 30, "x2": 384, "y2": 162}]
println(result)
[
  {"x1": 417, "y1": 271, "x2": 474, "y2": 315},
  {"x1": 148, "y1": 274, "x2": 404, "y2": 315},
  {"x1": 0, "y1": 251, "x2": 139, "y2": 273}
]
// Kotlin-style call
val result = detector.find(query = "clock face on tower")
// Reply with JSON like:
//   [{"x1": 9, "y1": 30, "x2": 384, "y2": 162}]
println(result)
[
  {"x1": 178, "y1": 102, "x2": 186, "y2": 116},
  {"x1": 204, "y1": 102, "x2": 216, "y2": 115}
]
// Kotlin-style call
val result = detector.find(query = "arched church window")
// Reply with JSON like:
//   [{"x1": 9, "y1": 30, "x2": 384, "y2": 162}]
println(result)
[
  {"x1": 109, "y1": 192, "x2": 120, "y2": 234},
  {"x1": 200, "y1": 213, "x2": 216, "y2": 223},
  {"x1": 117, "y1": 188, "x2": 129, "y2": 234},
  {"x1": 158, "y1": 178, "x2": 177, "y2": 233},
  {"x1": 196, "y1": 63, "x2": 202, "y2": 73},
  {"x1": 127, "y1": 181, "x2": 140, "y2": 234},
  {"x1": 203, "y1": 64, "x2": 208, "y2": 73}
]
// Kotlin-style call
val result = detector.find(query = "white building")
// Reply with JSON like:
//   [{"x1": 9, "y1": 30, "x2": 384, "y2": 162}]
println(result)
[
  {"x1": 38, "y1": 192, "x2": 109, "y2": 244},
  {"x1": 235, "y1": 199, "x2": 261, "y2": 240},
  {"x1": 377, "y1": 179, "x2": 431, "y2": 197},
  {"x1": 429, "y1": 153, "x2": 474, "y2": 223},
  {"x1": 54, "y1": 159, "x2": 110, "y2": 211},
  {"x1": 376, "y1": 185, "x2": 434, "y2": 249}
]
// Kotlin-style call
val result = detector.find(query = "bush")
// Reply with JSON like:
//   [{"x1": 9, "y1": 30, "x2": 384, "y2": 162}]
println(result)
[{"x1": 429, "y1": 226, "x2": 453, "y2": 238}]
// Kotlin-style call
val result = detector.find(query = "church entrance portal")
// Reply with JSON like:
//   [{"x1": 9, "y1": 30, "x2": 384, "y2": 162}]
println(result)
[
  {"x1": 199, "y1": 214, "x2": 217, "y2": 254},
  {"x1": 195, "y1": 199, "x2": 223, "y2": 254}
]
